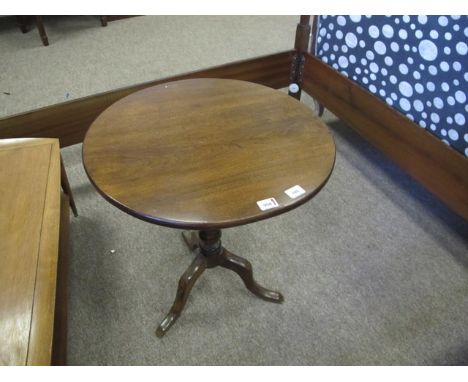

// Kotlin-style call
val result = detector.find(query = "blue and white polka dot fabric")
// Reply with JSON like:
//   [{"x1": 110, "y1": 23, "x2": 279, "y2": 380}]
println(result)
[{"x1": 315, "y1": 16, "x2": 468, "y2": 157}]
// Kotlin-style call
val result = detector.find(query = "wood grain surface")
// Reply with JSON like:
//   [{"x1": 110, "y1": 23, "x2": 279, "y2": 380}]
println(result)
[
  {"x1": 0, "y1": 138, "x2": 61, "y2": 365},
  {"x1": 83, "y1": 78, "x2": 335, "y2": 229}
]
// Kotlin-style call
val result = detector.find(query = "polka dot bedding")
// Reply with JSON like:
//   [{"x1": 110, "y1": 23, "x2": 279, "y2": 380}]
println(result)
[{"x1": 314, "y1": 15, "x2": 468, "y2": 157}]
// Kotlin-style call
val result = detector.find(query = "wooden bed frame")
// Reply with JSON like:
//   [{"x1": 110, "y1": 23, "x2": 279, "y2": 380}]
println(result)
[{"x1": 1, "y1": 16, "x2": 467, "y2": 220}]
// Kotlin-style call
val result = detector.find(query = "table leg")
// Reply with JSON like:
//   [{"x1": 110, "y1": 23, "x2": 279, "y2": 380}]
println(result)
[
  {"x1": 157, "y1": 229, "x2": 284, "y2": 337},
  {"x1": 60, "y1": 156, "x2": 78, "y2": 217},
  {"x1": 181, "y1": 230, "x2": 199, "y2": 251},
  {"x1": 35, "y1": 16, "x2": 49, "y2": 46},
  {"x1": 220, "y1": 249, "x2": 284, "y2": 303},
  {"x1": 156, "y1": 254, "x2": 207, "y2": 338}
]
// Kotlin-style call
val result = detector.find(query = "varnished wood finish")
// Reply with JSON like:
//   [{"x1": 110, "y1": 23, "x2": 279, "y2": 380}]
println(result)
[
  {"x1": 309, "y1": 16, "x2": 325, "y2": 117},
  {"x1": 221, "y1": 249, "x2": 283, "y2": 303},
  {"x1": 302, "y1": 53, "x2": 468, "y2": 221},
  {"x1": 294, "y1": 16, "x2": 311, "y2": 52},
  {"x1": 0, "y1": 51, "x2": 293, "y2": 147},
  {"x1": 83, "y1": 78, "x2": 335, "y2": 230},
  {"x1": 156, "y1": 254, "x2": 207, "y2": 337},
  {"x1": 156, "y1": 230, "x2": 283, "y2": 337},
  {"x1": 83, "y1": 78, "x2": 333, "y2": 336},
  {"x1": 0, "y1": 138, "x2": 61, "y2": 365},
  {"x1": 310, "y1": 15, "x2": 319, "y2": 54},
  {"x1": 52, "y1": 193, "x2": 69, "y2": 366},
  {"x1": 289, "y1": 16, "x2": 311, "y2": 100},
  {"x1": 60, "y1": 156, "x2": 78, "y2": 217}
]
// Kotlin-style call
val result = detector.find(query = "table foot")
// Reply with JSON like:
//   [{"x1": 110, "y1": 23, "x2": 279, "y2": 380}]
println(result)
[
  {"x1": 221, "y1": 250, "x2": 284, "y2": 303},
  {"x1": 156, "y1": 254, "x2": 207, "y2": 338}
]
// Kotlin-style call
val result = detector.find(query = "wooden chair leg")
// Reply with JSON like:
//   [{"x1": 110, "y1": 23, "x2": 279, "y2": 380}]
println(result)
[
  {"x1": 60, "y1": 156, "x2": 78, "y2": 217},
  {"x1": 100, "y1": 16, "x2": 108, "y2": 27},
  {"x1": 16, "y1": 16, "x2": 29, "y2": 33},
  {"x1": 35, "y1": 16, "x2": 49, "y2": 46}
]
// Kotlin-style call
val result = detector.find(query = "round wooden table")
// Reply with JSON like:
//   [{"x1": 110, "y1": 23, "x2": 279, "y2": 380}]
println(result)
[{"x1": 83, "y1": 78, "x2": 336, "y2": 337}]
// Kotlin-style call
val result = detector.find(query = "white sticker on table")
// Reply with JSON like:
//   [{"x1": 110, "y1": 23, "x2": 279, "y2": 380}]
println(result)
[
  {"x1": 256, "y1": 197, "x2": 279, "y2": 211},
  {"x1": 284, "y1": 185, "x2": 306, "y2": 199}
]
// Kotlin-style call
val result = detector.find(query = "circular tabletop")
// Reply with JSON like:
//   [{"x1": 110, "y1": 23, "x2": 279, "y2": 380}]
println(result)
[{"x1": 83, "y1": 79, "x2": 336, "y2": 230}]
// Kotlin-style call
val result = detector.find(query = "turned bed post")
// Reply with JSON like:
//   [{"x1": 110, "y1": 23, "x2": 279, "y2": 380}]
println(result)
[
  {"x1": 308, "y1": 15, "x2": 325, "y2": 116},
  {"x1": 288, "y1": 15, "x2": 311, "y2": 100}
]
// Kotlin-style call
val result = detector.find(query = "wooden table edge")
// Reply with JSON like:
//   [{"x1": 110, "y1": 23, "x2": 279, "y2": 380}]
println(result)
[
  {"x1": 26, "y1": 139, "x2": 61, "y2": 365},
  {"x1": 82, "y1": 142, "x2": 336, "y2": 230}
]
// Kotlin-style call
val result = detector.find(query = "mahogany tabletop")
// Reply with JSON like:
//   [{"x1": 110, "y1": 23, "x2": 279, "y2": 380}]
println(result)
[{"x1": 83, "y1": 78, "x2": 335, "y2": 230}]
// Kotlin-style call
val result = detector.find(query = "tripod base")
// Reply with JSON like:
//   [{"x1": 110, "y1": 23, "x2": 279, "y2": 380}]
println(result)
[{"x1": 156, "y1": 230, "x2": 283, "y2": 337}]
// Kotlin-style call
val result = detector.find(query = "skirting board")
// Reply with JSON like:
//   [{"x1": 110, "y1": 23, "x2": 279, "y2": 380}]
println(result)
[
  {"x1": 0, "y1": 51, "x2": 293, "y2": 147},
  {"x1": 302, "y1": 52, "x2": 468, "y2": 221}
]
